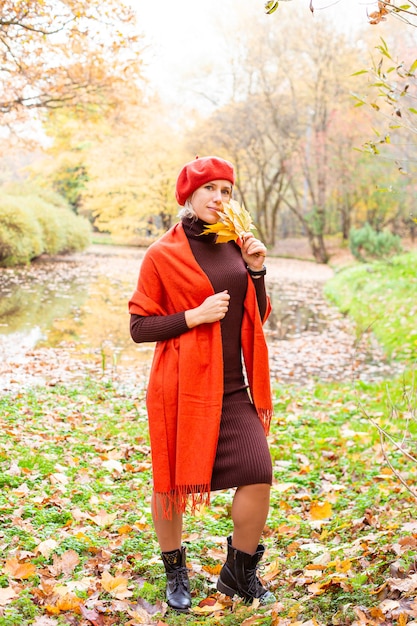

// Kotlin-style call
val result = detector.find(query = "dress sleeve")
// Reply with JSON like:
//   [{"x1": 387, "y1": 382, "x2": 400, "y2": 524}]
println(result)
[
  {"x1": 130, "y1": 312, "x2": 189, "y2": 343},
  {"x1": 250, "y1": 276, "x2": 268, "y2": 320}
]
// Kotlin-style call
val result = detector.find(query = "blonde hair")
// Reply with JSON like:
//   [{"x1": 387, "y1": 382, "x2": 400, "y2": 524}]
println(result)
[{"x1": 178, "y1": 199, "x2": 197, "y2": 221}]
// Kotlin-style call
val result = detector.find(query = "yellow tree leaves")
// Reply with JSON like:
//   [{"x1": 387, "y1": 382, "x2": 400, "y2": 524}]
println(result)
[{"x1": 309, "y1": 501, "x2": 332, "y2": 521}]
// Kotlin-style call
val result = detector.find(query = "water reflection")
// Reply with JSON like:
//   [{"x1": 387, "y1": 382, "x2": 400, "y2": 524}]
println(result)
[
  {"x1": 0, "y1": 256, "x2": 154, "y2": 371},
  {"x1": 0, "y1": 250, "x2": 397, "y2": 387},
  {"x1": 266, "y1": 282, "x2": 328, "y2": 340},
  {"x1": 0, "y1": 259, "x2": 326, "y2": 368}
]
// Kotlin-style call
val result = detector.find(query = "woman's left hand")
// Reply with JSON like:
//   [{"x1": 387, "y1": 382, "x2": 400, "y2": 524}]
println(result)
[{"x1": 240, "y1": 232, "x2": 267, "y2": 271}]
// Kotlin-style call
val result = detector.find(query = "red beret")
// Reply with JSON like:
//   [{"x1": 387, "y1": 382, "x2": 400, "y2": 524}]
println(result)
[{"x1": 175, "y1": 156, "x2": 235, "y2": 206}]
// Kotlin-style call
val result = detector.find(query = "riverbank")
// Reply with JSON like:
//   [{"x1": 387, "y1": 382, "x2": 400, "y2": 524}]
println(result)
[{"x1": 0, "y1": 244, "x2": 400, "y2": 394}]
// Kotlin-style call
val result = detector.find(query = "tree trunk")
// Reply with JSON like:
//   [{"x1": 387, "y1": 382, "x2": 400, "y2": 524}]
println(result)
[{"x1": 283, "y1": 198, "x2": 330, "y2": 264}]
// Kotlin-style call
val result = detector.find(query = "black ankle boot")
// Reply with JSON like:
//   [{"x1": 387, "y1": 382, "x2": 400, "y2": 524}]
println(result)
[
  {"x1": 161, "y1": 547, "x2": 191, "y2": 612},
  {"x1": 217, "y1": 536, "x2": 276, "y2": 604}
]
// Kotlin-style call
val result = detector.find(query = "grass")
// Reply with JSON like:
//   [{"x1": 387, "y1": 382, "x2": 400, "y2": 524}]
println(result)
[
  {"x1": 325, "y1": 250, "x2": 417, "y2": 361},
  {"x1": 1, "y1": 373, "x2": 416, "y2": 625},
  {"x1": 1, "y1": 253, "x2": 417, "y2": 624}
]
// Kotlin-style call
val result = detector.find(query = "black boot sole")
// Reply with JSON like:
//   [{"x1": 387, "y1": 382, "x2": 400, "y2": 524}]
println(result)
[
  {"x1": 217, "y1": 577, "x2": 276, "y2": 605},
  {"x1": 167, "y1": 603, "x2": 191, "y2": 613}
]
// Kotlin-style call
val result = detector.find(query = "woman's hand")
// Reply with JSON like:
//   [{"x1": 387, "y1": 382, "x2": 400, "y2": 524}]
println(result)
[
  {"x1": 240, "y1": 232, "x2": 266, "y2": 271},
  {"x1": 185, "y1": 290, "x2": 230, "y2": 328}
]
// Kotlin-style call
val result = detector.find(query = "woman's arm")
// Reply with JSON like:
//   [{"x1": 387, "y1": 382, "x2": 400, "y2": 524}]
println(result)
[
  {"x1": 130, "y1": 312, "x2": 188, "y2": 343},
  {"x1": 250, "y1": 275, "x2": 268, "y2": 320},
  {"x1": 130, "y1": 291, "x2": 231, "y2": 343}
]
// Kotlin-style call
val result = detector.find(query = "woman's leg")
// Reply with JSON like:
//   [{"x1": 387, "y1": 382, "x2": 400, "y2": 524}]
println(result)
[
  {"x1": 231, "y1": 483, "x2": 271, "y2": 554},
  {"x1": 217, "y1": 483, "x2": 275, "y2": 603},
  {"x1": 152, "y1": 493, "x2": 183, "y2": 552},
  {"x1": 152, "y1": 492, "x2": 191, "y2": 611}
]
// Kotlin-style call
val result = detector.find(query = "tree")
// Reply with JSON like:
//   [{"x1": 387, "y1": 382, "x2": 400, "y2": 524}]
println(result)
[
  {"x1": 192, "y1": 12, "x2": 369, "y2": 262},
  {"x1": 0, "y1": 0, "x2": 144, "y2": 132},
  {"x1": 52, "y1": 164, "x2": 89, "y2": 212},
  {"x1": 353, "y1": 36, "x2": 417, "y2": 171},
  {"x1": 265, "y1": 0, "x2": 417, "y2": 27},
  {"x1": 30, "y1": 93, "x2": 187, "y2": 240}
]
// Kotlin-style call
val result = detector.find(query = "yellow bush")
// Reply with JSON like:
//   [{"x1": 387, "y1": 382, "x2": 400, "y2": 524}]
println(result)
[{"x1": 0, "y1": 185, "x2": 91, "y2": 266}]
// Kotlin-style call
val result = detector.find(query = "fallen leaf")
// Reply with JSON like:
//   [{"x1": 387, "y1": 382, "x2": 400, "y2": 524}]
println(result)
[
  {"x1": 36, "y1": 539, "x2": 59, "y2": 559},
  {"x1": 102, "y1": 459, "x2": 124, "y2": 473},
  {"x1": 55, "y1": 593, "x2": 82, "y2": 612},
  {"x1": 387, "y1": 574, "x2": 417, "y2": 593},
  {"x1": 4, "y1": 558, "x2": 36, "y2": 580},
  {"x1": 32, "y1": 617, "x2": 60, "y2": 625},
  {"x1": 50, "y1": 472, "x2": 69, "y2": 485},
  {"x1": 91, "y1": 511, "x2": 118, "y2": 527},
  {"x1": 310, "y1": 501, "x2": 332, "y2": 520},
  {"x1": 379, "y1": 598, "x2": 400, "y2": 613},
  {"x1": 101, "y1": 570, "x2": 133, "y2": 599},
  {"x1": 192, "y1": 595, "x2": 228, "y2": 614},
  {"x1": 0, "y1": 586, "x2": 17, "y2": 605},
  {"x1": 202, "y1": 563, "x2": 222, "y2": 576},
  {"x1": 79, "y1": 605, "x2": 105, "y2": 625},
  {"x1": 12, "y1": 482, "x2": 30, "y2": 497},
  {"x1": 49, "y1": 550, "x2": 80, "y2": 576},
  {"x1": 133, "y1": 596, "x2": 165, "y2": 616},
  {"x1": 263, "y1": 559, "x2": 281, "y2": 582}
]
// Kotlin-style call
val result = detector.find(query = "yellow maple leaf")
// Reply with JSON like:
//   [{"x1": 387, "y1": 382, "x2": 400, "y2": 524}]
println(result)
[
  {"x1": 262, "y1": 558, "x2": 281, "y2": 582},
  {"x1": 56, "y1": 594, "x2": 83, "y2": 612},
  {"x1": 4, "y1": 558, "x2": 36, "y2": 580},
  {"x1": 202, "y1": 200, "x2": 255, "y2": 243},
  {"x1": 101, "y1": 570, "x2": 133, "y2": 599},
  {"x1": 310, "y1": 501, "x2": 332, "y2": 520}
]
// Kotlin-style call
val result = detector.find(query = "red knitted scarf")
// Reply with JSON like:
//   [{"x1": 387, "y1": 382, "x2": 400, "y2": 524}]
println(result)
[{"x1": 128, "y1": 222, "x2": 273, "y2": 517}]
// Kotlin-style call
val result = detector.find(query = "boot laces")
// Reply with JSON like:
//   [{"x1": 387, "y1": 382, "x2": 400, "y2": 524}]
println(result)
[{"x1": 169, "y1": 566, "x2": 190, "y2": 592}]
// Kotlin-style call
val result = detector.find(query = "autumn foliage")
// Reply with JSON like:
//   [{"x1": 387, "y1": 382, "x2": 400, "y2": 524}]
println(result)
[{"x1": 0, "y1": 0, "x2": 144, "y2": 127}]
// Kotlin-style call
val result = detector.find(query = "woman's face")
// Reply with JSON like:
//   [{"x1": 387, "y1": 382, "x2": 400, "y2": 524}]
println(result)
[{"x1": 190, "y1": 180, "x2": 233, "y2": 224}]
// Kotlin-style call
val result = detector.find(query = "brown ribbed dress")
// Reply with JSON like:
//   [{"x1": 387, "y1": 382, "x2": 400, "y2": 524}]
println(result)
[{"x1": 130, "y1": 217, "x2": 272, "y2": 491}]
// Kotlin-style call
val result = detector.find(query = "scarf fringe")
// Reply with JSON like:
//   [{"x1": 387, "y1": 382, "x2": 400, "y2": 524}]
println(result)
[
  {"x1": 153, "y1": 484, "x2": 211, "y2": 520},
  {"x1": 258, "y1": 407, "x2": 273, "y2": 436}
]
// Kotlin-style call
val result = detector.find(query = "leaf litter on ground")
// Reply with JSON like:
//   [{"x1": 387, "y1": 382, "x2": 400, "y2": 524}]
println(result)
[
  {"x1": 1, "y1": 373, "x2": 417, "y2": 625},
  {"x1": 1, "y1": 247, "x2": 417, "y2": 624}
]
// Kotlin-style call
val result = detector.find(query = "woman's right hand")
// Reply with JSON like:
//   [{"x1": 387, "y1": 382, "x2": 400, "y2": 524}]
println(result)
[{"x1": 185, "y1": 290, "x2": 230, "y2": 328}]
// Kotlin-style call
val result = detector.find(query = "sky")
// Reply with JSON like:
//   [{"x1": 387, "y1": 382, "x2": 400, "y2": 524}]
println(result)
[
  {"x1": 131, "y1": 0, "x2": 379, "y2": 80},
  {"x1": 128, "y1": 0, "x2": 383, "y2": 114}
]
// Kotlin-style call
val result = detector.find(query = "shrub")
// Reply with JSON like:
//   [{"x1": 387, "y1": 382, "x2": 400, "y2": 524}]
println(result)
[
  {"x1": 349, "y1": 223, "x2": 402, "y2": 262},
  {"x1": 3, "y1": 182, "x2": 69, "y2": 210},
  {"x1": 57, "y1": 208, "x2": 91, "y2": 253},
  {"x1": 0, "y1": 196, "x2": 43, "y2": 266},
  {"x1": 29, "y1": 197, "x2": 66, "y2": 255},
  {"x1": 0, "y1": 184, "x2": 91, "y2": 266}
]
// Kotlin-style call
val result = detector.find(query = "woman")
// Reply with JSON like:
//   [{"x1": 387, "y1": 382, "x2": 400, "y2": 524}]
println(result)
[{"x1": 129, "y1": 155, "x2": 275, "y2": 611}]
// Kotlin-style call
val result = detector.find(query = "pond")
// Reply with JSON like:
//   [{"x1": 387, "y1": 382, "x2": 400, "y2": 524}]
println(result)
[
  {"x1": 0, "y1": 247, "x2": 154, "y2": 374},
  {"x1": 0, "y1": 245, "x2": 398, "y2": 390}
]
